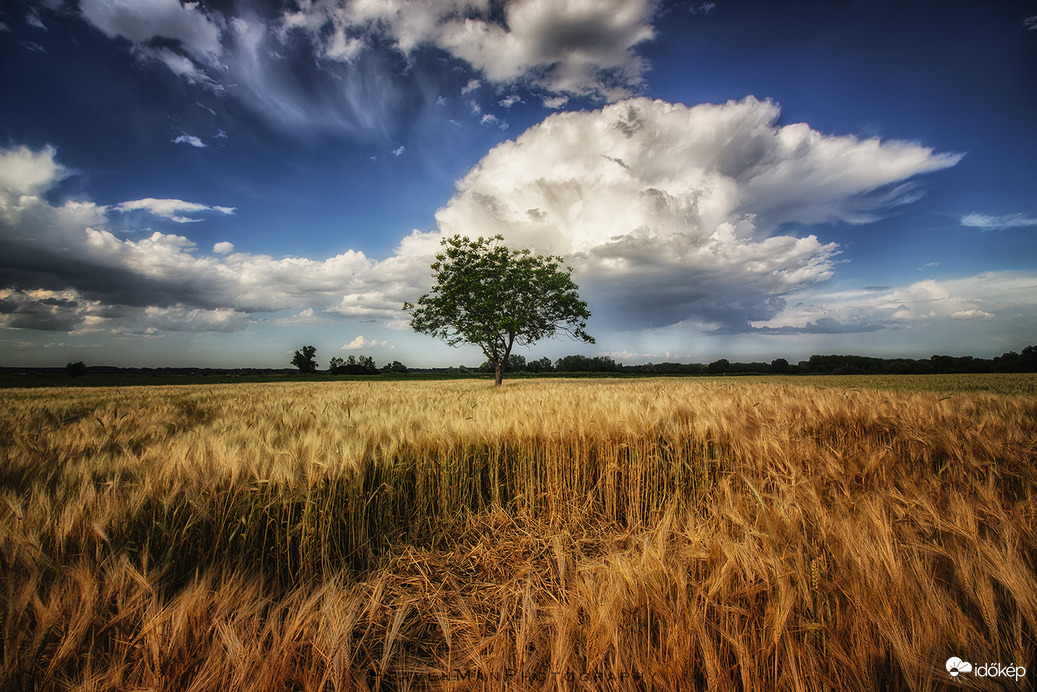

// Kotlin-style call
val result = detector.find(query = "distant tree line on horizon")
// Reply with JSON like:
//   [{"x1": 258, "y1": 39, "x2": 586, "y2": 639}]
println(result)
[
  {"x1": 281, "y1": 344, "x2": 1037, "y2": 377},
  {"x1": 41, "y1": 345, "x2": 1035, "y2": 379},
  {"x1": 292, "y1": 346, "x2": 408, "y2": 375}
]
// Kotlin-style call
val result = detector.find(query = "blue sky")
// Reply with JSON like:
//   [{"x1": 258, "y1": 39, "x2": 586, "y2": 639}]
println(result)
[{"x1": 1, "y1": 0, "x2": 1035, "y2": 369}]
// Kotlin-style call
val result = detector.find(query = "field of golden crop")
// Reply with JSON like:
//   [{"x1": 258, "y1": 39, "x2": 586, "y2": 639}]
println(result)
[{"x1": 2, "y1": 378, "x2": 1035, "y2": 691}]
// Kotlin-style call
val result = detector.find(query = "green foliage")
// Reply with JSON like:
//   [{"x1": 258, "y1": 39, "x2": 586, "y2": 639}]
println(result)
[
  {"x1": 526, "y1": 356, "x2": 554, "y2": 373},
  {"x1": 405, "y1": 235, "x2": 593, "y2": 385},
  {"x1": 381, "y1": 360, "x2": 408, "y2": 374},
  {"x1": 707, "y1": 358, "x2": 730, "y2": 374},
  {"x1": 480, "y1": 354, "x2": 526, "y2": 373},
  {"x1": 291, "y1": 345, "x2": 318, "y2": 373},
  {"x1": 65, "y1": 361, "x2": 86, "y2": 377},
  {"x1": 329, "y1": 355, "x2": 377, "y2": 375},
  {"x1": 554, "y1": 354, "x2": 620, "y2": 373}
]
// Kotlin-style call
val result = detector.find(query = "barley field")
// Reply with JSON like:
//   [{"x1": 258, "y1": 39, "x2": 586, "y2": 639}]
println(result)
[{"x1": 1, "y1": 378, "x2": 1035, "y2": 690}]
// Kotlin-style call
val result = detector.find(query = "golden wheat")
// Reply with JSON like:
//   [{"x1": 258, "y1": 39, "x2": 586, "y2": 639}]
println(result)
[{"x1": 1, "y1": 378, "x2": 1035, "y2": 690}]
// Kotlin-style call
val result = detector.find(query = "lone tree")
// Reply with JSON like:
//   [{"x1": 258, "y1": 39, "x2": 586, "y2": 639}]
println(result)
[
  {"x1": 291, "y1": 345, "x2": 318, "y2": 373},
  {"x1": 405, "y1": 234, "x2": 594, "y2": 386}
]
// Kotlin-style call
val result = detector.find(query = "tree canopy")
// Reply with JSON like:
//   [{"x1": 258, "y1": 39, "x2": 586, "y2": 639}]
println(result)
[
  {"x1": 405, "y1": 235, "x2": 594, "y2": 385},
  {"x1": 291, "y1": 345, "x2": 318, "y2": 373},
  {"x1": 329, "y1": 354, "x2": 377, "y2": 375}
]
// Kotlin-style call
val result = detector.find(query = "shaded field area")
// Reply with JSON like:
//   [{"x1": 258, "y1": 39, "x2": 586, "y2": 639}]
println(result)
[
  {"x1": 762, "y1": 372, "x2": 1037, "y2": 396},
  {"x1": 4, "y1": 370, "x2": 1036, "y2": 396},
  {"x1": 2, "y1": 379, "x2": 1035, "y2": 690}
]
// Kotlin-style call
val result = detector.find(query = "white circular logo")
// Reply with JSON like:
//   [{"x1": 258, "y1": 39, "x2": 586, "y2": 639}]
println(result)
[{"x1": 946, "y1": 657, "x2": 973, "y2": 677}]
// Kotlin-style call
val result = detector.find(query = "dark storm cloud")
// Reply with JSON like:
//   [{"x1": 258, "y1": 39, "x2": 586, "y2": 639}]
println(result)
[
  {"x1": 0, "y1": 239, "x2": 227, "y2": 310},
  {"x1": 0, "y1": 294, "x2": 82, "y2": 331}
]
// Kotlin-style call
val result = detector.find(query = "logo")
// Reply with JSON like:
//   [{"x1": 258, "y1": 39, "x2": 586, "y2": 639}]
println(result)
[
  {"x1": 946, "y1": 657, "x2": 972, "y2": 677},
  {"x1": 947, "y1": 656, "x2": 1026, "y2": 683}
]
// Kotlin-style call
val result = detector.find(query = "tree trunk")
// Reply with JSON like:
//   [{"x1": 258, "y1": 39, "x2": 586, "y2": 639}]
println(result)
[{"x1": 495, "y1": 335, "x2": 513, "y2": 388}]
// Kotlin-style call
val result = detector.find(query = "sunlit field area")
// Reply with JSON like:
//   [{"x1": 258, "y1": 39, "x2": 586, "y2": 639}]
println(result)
[{"x1": 2, "y1": 378, "x2": 1035, "y2": 690}]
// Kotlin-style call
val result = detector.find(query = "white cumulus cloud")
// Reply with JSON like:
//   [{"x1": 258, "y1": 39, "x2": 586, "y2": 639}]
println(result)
[
  {"x1": 141, "y1": 304, "x2": 251, "y2": 332},
  {"x1": 752, "y1": 273, "x2": 1036, "y2": 336},
  {"x1": 172, "y1": 133, "x2": 206, "y2": 148},
  {"x1": 0, "y1": 144, "x2": 70, "y2": 197},
  {"x1": 432, "y1": 97, "x2": 962, "y2": 330},
  {"x1": 342, "y1": 335, "x2": 384, "y2": 350}
]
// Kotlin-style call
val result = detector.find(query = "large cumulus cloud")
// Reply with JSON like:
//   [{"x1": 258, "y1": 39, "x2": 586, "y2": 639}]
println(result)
[{"x1": 433, "y1": 97, "x2": 963, "y2": 330}]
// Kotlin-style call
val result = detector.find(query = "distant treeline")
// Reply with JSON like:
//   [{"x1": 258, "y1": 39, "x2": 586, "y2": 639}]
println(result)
[
  {"x1": 474, "y1": 346, "x2": 1037, "y2": 376},
  {"x1": 2, "y1": 345, "x2": 1033, "y2": 382}
]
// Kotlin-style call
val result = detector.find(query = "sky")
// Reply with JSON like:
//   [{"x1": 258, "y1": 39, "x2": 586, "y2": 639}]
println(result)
[{"x1": 1, "y1": 0, "x2": 1035, "y2": 369}]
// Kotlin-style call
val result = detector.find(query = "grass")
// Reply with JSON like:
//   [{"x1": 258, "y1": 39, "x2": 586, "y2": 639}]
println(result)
[
  {"x1": 759, "y1": 372, "x2": 1037, "y2": 396},
  {"x1": 1, "y1": 378, "x2": 1034, "y2": 690}
]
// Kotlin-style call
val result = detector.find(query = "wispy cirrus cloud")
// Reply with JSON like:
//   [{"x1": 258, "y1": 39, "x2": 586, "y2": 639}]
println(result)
[
  {"x1": 113, "y1": 198, "x2": 235, "y2": 223},
  {"x1": 77, "y1": 0, "x2": 225, "y2": 87},
  {"x1": 78, "y1": 0, "x2": 223, "y2": 59},
  {"x1": 26, "y1": 9, "x2": 46, "y2": 30},
  {"x1": 280, "y1": 0, "x2": 657, "y2": 104},
  {"x1": 63, "y1": 0, "x2": 661, "y2": 140},
  {"x1": 961, "y1": 212, "x2": 1037, "y2": 230}
]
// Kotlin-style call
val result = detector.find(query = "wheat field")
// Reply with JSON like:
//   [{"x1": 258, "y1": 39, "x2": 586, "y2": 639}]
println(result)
[{"x1": 1, "y1": 378, "x2": 1035, "y2": 690}]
